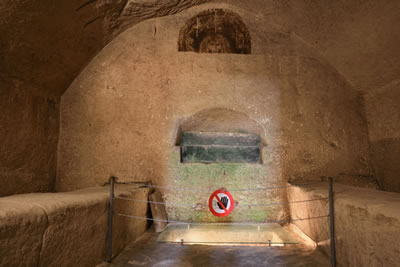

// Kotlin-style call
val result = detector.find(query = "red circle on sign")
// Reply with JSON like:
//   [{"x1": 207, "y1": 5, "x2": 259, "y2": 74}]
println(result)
[{"x1": 208, "y1": 189, "x2": 234, "y2": 217}]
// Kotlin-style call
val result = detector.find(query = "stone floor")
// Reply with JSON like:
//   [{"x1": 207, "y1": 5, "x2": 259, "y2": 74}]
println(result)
[
  {"x1": 103, "y1": 229, "x2": 330, "y2": 267},
  {"x1": 157, "y1": 223, "x2": 299, "y2": 245}
]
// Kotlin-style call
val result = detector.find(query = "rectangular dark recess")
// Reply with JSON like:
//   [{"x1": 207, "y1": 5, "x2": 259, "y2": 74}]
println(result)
[{"x1": 181, "y1": 132, "x2": 261, "y2": 164}]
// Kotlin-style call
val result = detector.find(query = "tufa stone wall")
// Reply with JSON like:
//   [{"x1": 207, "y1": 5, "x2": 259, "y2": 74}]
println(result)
[
  {"x1": 2, "y1": 0, "x2": 399, "y2": 99},
  {"x1": 364, "y1": 80, "x2": 400, "y2": 193},
  {"x1": 0, "y1": 80, "x2": 59, "y2": 197},
  {"x1": 57, "y1": 4, "x2": 373, "y2": 222}
]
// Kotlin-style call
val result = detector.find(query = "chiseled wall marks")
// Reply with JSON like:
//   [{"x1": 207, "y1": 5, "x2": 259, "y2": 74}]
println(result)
[
  {"x1": 364, "y1": 80, "x2": 400, "y2": 192},
  {"x1": 0, "y1": 81, "x2": 59, "y2": 197},
  {"x1": 57, "y1": 4, "x2": 373, "y2": 221}
]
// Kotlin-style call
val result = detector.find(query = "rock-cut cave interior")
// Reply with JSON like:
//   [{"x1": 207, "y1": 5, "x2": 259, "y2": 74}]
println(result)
[{"x1": 1, "y1": 1, "x2": 399, "y2": 267}]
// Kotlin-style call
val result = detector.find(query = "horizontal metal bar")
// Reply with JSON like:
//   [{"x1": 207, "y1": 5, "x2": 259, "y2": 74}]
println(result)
[
  {"x1": 116, "y1": 214, "x2": 329, "y2": 225},
  {"x1": 117, "y1": 213, "x2": 290, "y2": 225},
  {"x1": 138, "y1": 181, "x2": 326, "y2": 193},
  {"x1": 292, "y1": 215, "x2": 330, "y2": 221},
  {"x1": 107, "y1": 174, "x2": 327, "y2": 193},
  {"x1": 117, "y1": 214, "x2": 188, "y2": 224},
  {"x1": 244, "y1": 198, "x2": 329, "y2": 207},
  {"x1": 158, "y1": 241, "x2": 298, "y2": 245},
  {"x1": 181, "y1": 144, "x2": 261, "y2": 148},
  {"x1": 114, "y1": 196, "x2": 329, "y2": 208},
  {"x1": 115, "y1": 197, "x2": 194, "y2": 208}
]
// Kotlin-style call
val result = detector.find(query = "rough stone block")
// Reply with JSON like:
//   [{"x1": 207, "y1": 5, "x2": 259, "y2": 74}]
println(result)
[
  {"x1": 113, "y1": 187, "x2": 150, "y2": 257},
  {"x1": 287, "y1": 183, "x2": 400, "y2": 267},
  {"x1": 0, "y1": 185, "x2": 150, "y2": 266},
  {"x1": 149, "y1": 191, "x2": 168, "y2": 233},
  {"x1": 0, "y1": 200, "x2": 47, "y2": 267}
]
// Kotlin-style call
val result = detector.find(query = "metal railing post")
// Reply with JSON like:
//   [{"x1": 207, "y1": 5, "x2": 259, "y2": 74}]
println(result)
[
  {"x1": 106, "y1": 176, "x2": 115, "y2": 262},
  {"x1": 328, "y1": 177, "x2": 336, "y2": 267}
]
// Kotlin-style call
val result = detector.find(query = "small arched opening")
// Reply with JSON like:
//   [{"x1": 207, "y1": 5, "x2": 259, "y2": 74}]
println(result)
[{"x1": 178, "y1": 9, "x2": 251, "y2": 54}]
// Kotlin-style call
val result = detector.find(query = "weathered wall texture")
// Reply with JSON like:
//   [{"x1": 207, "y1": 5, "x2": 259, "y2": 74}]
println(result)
[
  {"x1": 1, "y1": 0, "x2": 397, "y2": 199},
  {"x1": 364, "y1": 80, "x2": 400, "y2": 193},
  {"x1": 58, "y1": 4, "x2": 373, "y2": 222},
  {"x1": 1, "y1": 0, "x2": 209, "y2": 198},
  {"x1": 2, "y1": 0, "x2": 399, "y2": 98},
  {"x1": 0, "y1": 185, "x2": 149, "y2": 267},
  {"x1": 287, "y1": 183, "x2": 400, "y2": 267},
  {"x1": 0, "y1": 80, "x2": 59, "y2": 197}
]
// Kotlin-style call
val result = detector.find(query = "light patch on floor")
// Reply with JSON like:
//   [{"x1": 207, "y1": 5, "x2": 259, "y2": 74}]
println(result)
[
  {"x1": 102, "y1": 228, "x2": 330, "y2": 267},
  {"x1": 157, "y1": 223, "x2": 299, "y2": 246}
]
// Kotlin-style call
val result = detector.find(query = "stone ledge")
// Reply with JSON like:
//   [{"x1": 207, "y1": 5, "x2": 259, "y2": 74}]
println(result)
[
  {"x1": 0, "y1": 185, "x2": 150, "y2": 266},
  {"x1": 287, "y1": 183, "x2": 400, "y2": 267}
]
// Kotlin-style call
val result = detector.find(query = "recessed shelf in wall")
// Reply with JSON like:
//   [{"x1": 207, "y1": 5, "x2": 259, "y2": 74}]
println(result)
[{"x1": 180, "y1": 132, "x2": 261, "y2": 164}]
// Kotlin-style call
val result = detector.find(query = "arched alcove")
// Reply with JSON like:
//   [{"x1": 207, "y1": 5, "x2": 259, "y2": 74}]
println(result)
[
  {"x1": 176, "y1": 108, "x2": 266, "y2": 145},
  {"x1": 178, "y1": 9, "x2": 251, "y2": 54},
  {"x1": 175, "y1": 108, "x2": 266, "y2": 164}
]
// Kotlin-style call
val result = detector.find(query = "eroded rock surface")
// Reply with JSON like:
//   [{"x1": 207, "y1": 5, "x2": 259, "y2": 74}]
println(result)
[
  {"x1": 57, "y1": 5, "x2": 375, "y2": 223},
  {"x1": 0, "y1": 80, "x2": 59, "y2": 197},
  {"x1": 0, "y1": 185, "x2": 150, "y2": 266},
  {"x1": 287, "y1": 183, "x2": 400, "y2": 267},
  {"x1": 364, "y1": 80, "x2": 400, "y2": 193},
  {"x1": 1, "y1": 0, "x2": 400, "y2": 197},
  {"x1": 0, "y1": 200, "x2": 47, "y2": 266}
]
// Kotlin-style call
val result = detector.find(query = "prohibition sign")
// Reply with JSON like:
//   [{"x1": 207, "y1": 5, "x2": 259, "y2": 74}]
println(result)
[{"x1": 208, "y1": 189, "x2": 234, "y2": 217}]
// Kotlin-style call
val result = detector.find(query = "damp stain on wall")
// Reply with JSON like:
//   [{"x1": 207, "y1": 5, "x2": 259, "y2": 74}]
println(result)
[{"x1": 165, "y1": 149, "x2": 287, "y2": 223}]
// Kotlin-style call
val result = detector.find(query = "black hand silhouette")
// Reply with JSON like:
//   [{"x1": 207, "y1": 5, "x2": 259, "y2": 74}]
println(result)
[{"x1": 217, "y1": 196, "x2": 229, "y2": 210}]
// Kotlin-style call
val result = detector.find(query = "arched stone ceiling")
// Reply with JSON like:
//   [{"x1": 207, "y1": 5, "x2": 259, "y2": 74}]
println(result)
[{"x1": 1, "y1": 0, "x2": 399, "y2": 99}]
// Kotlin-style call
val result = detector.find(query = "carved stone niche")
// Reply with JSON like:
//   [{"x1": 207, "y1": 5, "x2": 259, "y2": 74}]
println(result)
[
  {"x1": 178, "y1": 9, "x2": 251, "y2": 54},
  {"x1": 180, "y1": 132, "x2": 261, "y2": 164}
]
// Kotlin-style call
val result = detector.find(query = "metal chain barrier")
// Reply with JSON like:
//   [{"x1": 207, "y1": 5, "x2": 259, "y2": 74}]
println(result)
[
  {"x1": 116, "y1": 213, "x2": 330, "y2": 225},
  {"x1": 106, "y1": 176, "x2": 336, "y2": 266},
  {"x1": 107, "y1": 180, "x2": 325, "y2": 192},
  {"x1": 114, "y1": 195, "x2": 329, "y2": 208}
]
